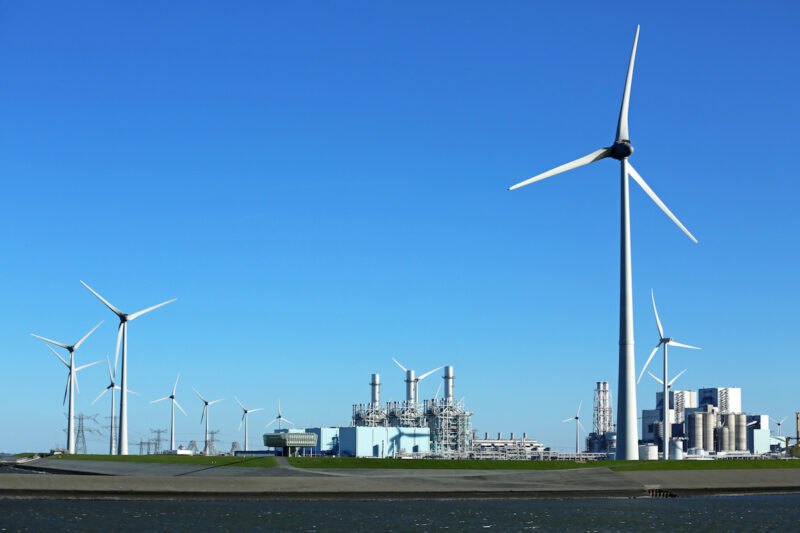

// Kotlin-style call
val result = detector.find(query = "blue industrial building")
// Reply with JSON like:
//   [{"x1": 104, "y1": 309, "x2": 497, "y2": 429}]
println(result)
[{"x1": 304, "y1": 426, "x2": 430, "y2": 457}]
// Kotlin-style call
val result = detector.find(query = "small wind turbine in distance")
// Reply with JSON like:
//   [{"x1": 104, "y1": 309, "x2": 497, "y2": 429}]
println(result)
[
  {"x1": 32, "y1": 322, "x2": 103, "y2": 454},
  {"x1": 507, "y1": 26, "x2": 698, "y2": 460},
  {"x1": 80, "y1": 280, "x2": 176, "y2": 455},
  {"x1": 392, "y1": 358, "x2": 443, "y2": 404},
  {"x1": 91, "y1": 355, "x2": 139, "y2": 454},
  {"x1": 193, "y1": 387, "x2": 223, "y2": 455},
  {"x1": 235, "y1": 397, "x2": 264, "y2": 452},
  {"x1": 562, "y1": 401, "x2": 584, "y2": 454},
  {"x1": 772, "y1": 417, "x2": 787, "y2": 437},
  {"x1": 151, "y1": 374, "x2": 187, "y2": 452},
  {"x1": 638, "y1": 289, "x2": 700, "y2": 460},
  {"x1": 266, "y1": 400, "x2": 294, "y2": 430}
]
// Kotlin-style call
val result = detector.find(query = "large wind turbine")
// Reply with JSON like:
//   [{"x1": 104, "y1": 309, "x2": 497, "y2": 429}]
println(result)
[
  {"x1": 266, "y1": 400, "x2": 294, "y2": 430},
  {"x1": 152, "y1": 374, "x2": 186, "y2": 452},
  {"x1": 638, "y1": 289, "x2": 699, "y2": 459},
  {"x1": 80, "y1": 281, "x2": 176, "y2": 455},
  {"x1": 193, "y1": 388, "x2": 223, "y2": 455},
  {"x1": 562, "y1": 401, "x2": 584, "y2": 454},
  {"x1": 32, "y1": 322, "x2": 102, "y2": 454},
  {"x1": 508, "y1": 26, "x2": 697, "y2": 459},
  {"x1": 235, "y1": 397, "x2": 264, "y2": 452},
  {"x1": 392, "y1": 358, "x2": 442, "y2": 404}
]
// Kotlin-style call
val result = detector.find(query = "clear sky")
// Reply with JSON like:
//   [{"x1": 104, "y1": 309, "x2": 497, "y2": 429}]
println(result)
[{"x1": 1, "y1": 2, "x2": 798, "y2": 453}]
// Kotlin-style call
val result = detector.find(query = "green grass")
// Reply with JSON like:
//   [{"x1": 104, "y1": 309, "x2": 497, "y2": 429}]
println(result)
[
  {"x1": 12, "y1": 453, "x2": 37, "y2": 458},
  {"x1": 50, "y1": 454, "x2": 278, "y2": 468},
  {"x1": 288, "y1": 457, "x2": 630, "y2": 470},
  {"x1": 289, "y1": 457, "x2": 800, "y2": 471}
]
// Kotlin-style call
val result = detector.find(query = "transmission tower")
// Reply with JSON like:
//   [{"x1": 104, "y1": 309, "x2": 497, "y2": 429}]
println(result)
[
  {"x1": 207, "y1": 430, "x2": 220, "y2": 456},
  {"x1": 138, "y1": 439, "x2": 147, "y2": 455},
  {"x1": 74, "y1": 414, "x2": 100, "y2": 454},
  {"x1": 188, "y1": 440, "x2": 199, "y2": 453},
  {"x1": 230, "y1": 441, "x2": 240, "y2": 454},
  {"x1": 151, "y1": 429, "x2": 168, "y2": 455}
]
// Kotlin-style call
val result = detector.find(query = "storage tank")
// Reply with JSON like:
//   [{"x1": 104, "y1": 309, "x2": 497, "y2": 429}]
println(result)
[
  {"x1": 725, "y1": 413, "x2": 737, "y2": 451},
  {"x1": 721, "y1": 426, "x2": 730, "y2": 452},
  {"x1": 703, "y1": 411, "x2": 715, "y2": 451},
  {"x1": 689, "y1": 413, "x2": 704, "y2": 450},
  {"x1": 736, "y1": 413, "x2": 747, "y2": 451},
  {"x1": 669, "y1": 440, "x2": 684, "y2": 460},
  {"x1": 638, "y1": 443, "x2": 658, "y2": 460}
]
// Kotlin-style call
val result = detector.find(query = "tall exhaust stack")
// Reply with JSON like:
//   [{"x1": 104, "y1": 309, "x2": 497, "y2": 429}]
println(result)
[
  {"x1": 405, "y1": 370, "x2": 416, "y2": 404},
  {"x1": 444, "y1": 366, "x2": 455, "y2": 401},
  {"x1": 370, "y1": 373, "x2": 381, "y2": 405}
]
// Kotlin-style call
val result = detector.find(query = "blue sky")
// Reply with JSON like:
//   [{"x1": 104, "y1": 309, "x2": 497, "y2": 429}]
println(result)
[{"x1": 1, "y1": 2, "x2": 798, "y2": 453}]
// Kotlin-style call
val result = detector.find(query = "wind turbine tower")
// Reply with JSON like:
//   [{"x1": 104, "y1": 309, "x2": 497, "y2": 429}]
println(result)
[
  {"x1": 508, "y1": 26, "x2": 698, "y2": 459},
  {"x1": 32, "y1": 322, "x2": 102, "y2": 454},
  {"x1": 193, "y1": 387, "x2": 223, "y2": 455},
  {"x1": 562, "y1": 401, "x2": 584, "y2": 454},
  {"x1": 91, "y1": 356, "x2": 121, "y2": 454},
  {"x1": 81, "y1": 281, "x2": 176, "y2": 455},
  {"x1": 151, "y1": 374, "x2": 187, "y2": 451},
  {"x1": 235, "y1": 397, "x2": 264, "y2": 452}
]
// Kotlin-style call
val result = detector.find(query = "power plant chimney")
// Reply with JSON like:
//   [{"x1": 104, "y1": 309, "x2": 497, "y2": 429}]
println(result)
[
  {"x1": 370, "y1": 374, "x2": 381, "y2": 405},
  {"x1": 405, "y1": 370, "x2": 416, "y2": 404},
  {"x1": 444, "y1": 366, "x2": 454, "y2": 401}
]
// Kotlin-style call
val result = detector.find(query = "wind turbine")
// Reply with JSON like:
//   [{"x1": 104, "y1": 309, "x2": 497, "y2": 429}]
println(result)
[
  {"x1": 638, "y1": 289, "x2": 700, "y2": 460},
  {"x1": 647, "y1": 369, "x2": 687, "y2": 389},
  {"x1": 80, "y1": 281, "x2": 176, "y2": 455},
  {"x1": 91, "y1": 355, "x2": 139, "y2": 454},
  {"x1": 508, "y1": 26, "x2": 697, "y2": 459},
  {"x1": 193, "y1": 387, "x2": 223, "y2": 455},
  {"x1": 772, "y1": 416, "x2": 787, "y2": 437},
  {"x1": 151, "y1": 374, "x2": 186, "y2": 452},
  {"x1": 235, "y1": 397, "x2": 264, "y2": 452},
  {"x1": 32, "y1": 322, "x2": 103, "y2": 454},
  {"x1": 562, "y1": 401, "x2": 584, "y2": 454},
  {"x1": 266, "y1": 400, "x2": 294, "y2": 430},
  {"x1": 392, "y1": 358, "x2": 442, "y2": 404}
]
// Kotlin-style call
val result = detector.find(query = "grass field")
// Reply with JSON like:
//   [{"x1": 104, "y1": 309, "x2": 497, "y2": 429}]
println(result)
[
  {"x1": 288, "y1": 457, "x2": 800, "y2": 471},
  {"x1": 50, "y1": 454, "x2": 278, "y2": 468}
]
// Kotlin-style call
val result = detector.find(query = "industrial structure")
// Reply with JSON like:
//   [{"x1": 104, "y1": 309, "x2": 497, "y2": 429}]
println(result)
[
  {"x1": 351, "y1": 365, "x2": 472, "y2": 456},
  {"x1": 585, "y1": 381, "x2": 617, "y2": 454}
]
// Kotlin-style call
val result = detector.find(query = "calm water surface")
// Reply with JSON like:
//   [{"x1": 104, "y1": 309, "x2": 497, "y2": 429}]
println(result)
[{"x1": 0, "y1": 495, "x2": 795, "y2": 532}]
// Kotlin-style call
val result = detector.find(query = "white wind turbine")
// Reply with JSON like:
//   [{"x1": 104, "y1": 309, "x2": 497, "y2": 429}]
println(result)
[
  {"x1": 562, "y1": 401, "x2": 584, "y2": 454},
  {"x1": 80, "y1": 281, "x2": 176, "y2": 455},
  {"x1": 91, "y1": 355, "x2": 139, "y2": 454},
  {"x1": 32, "y1": 322, "x2": 103, "y2": 454},
  {"x1": 772, "y1": 417, "x2": 787, "y2": 437},
  {"x1": 193, "y1": 387, "x2": 223, "y2": 455},
  {"x1": 508, "y1": 26, "x2": 697, "y2": 459},
  {"x1": 648, "y1": 369, "x2": 687, "y2": 389},
  {"x1": 235, "y1": 397, "x2": 264, "y2": 452},
  {"x1": 638, "y1": 289, "x2": 700, "y2": 460},
  {"x1": 151, "y1": 374, "x2": 186, "y2": 452},
  {"x1": 266, "y1": 400, "x2": 294, "y2": 430},
  {"x1": 392, "y1": 358, "x2": 442, "y2": 405}
]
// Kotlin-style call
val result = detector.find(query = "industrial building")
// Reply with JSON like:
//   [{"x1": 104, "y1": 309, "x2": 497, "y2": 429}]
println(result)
[
  {"x1": 585, "y1": 381, "x2": 617, "y2": 454},
  {"x1": 351, "y1": 365, "x2": 473, "y2": 457},
  {"x1": 303, "y1": 426, "x2": 431, "y2": 457},
  {"x1": 470, "y1": 432, "x2": 546, "y2": 460}
]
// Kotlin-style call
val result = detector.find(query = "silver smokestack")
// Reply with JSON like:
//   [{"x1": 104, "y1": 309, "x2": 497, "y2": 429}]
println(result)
[{"x1": 370, "y1": 373, "x2": 381, "y2": 405}]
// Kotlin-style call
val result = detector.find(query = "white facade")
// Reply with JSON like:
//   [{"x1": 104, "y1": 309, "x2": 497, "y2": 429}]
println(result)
[{"x1": 698, "y1": 387, "x2": 741, "y2": 414}]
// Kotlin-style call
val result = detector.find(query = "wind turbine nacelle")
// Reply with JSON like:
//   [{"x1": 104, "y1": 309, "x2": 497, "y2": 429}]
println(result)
[{"x1": 610, "y1": 142, "x2": 634, "y2": 160}]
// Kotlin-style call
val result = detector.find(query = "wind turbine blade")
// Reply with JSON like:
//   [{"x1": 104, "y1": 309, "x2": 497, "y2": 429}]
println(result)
[
  {"x1": 577, "y1": 419, "x2": 586, "y2": 432},
  {"x1": 172, "y1": 373, "x2": 180, "y2": 396},
  {"x1": 249, "y1": 408, "x2": 264, "y2": 413},
  {"x1": 73, "y1": 372, "x2": 80, "y2": 394},
  {"x1": 192, "y1": 387, "x2": 207, "y2": 404},
  {"x1": 209, "y1": 399, "x2": 224, "y2": 405},
  {"x1": 418, "y1": 366, "x2": 443, "y2": 381},
  {"x1": 780, "y1": 417, "x2": 787, "y2": 424},
  {"x1": 668, "y1": 369, "x2": 687, "y2": 386},
  {"x1": 200, "y1": 405, "x2": 206, "y2": 423},
  {"x1": 235, "y1": 396, "x2": 245, "y2": 411},
  {"x1": 508, "y1": 148, "x2": 612, "y2": 191},
  {"x1": 392, "y1": 357, "x2": 407, "y2": 373},
  {"x1": 434, "y1": 382, "x2": 442, "y2": 400},
  {"x1": 151, "y1": 396, "x2": 170, "y2": 404},
  {"x1": 127, "y1": 389, "x2": 140, "y2": 396},
  {"x1": 31, "y1": 333, "x2": 69, "y2": 350},
  {"x1": 266, "y1": 418, "x2": 278, "y2": 428},
  {"x1": 647, "y1": 371, "x2": 664, "y2": 385},
  {"x1": 576, "y1": 400, "x2": 582, "y2": 418},
  {"x1": 616, "y1": 25, "x2": 640, "y2": 143},
  {"x1": 80, "y1": 281, "x2": 125, "y2": 316},
  {"x1": 127, "y1": 298, "x2": 177, "y2": 321},
  {"x1": 627, "y1": 163, "x2": 698, "y2": 243},
  {"x1": 667, "y1": 340, "x2": 700, "y2": 350},
  {"x1": 46, "y1": 345, "x2": 69, "y2": 368},
  {"x1": 174, "y1": 400, "x2": 187, "y2": 416},
  {"x1": 637, "y1": 344, "x2": 662, "y2": 383},
  {"x1": 651, "y1": 289, "x2": 664, "y2": 339},
  {"x1": 562, "y1": 417, "x2": 575, "y2": 423},
  {"x1": 76, "y1": 360, "x2": 102, "y2": 372},
  {"x1": 92, "y1": 387, "x2": 109, "y2": 405},
  {"x1": 113, "y1": 323, "x2": 122, "y2": 375},
  {"x1": 106, "y1": 356, "x2": 114, "y2": 383},
  {"x1": 238, "y1": 414, "x2": 244, "y2": 431},
  {"x1": 63, "y1": 375, "x2": 69, "y2": 405},
  {"x1": 282, "y1": 417, "x2": 294, "y2": 426},
  {"x1": 73, "y1": 321, "x2": 103, "y2": 350}
]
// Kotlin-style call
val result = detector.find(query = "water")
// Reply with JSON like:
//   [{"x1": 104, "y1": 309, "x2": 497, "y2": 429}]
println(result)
[{"x1": 0, "y1": 495, "x2": 796, "y2": 532}]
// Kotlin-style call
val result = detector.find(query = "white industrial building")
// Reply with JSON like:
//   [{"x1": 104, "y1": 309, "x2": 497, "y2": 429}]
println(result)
[{"x1": 304, "y1": 426, "x2": 431, "y2": 458}]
